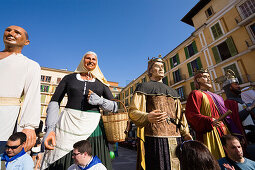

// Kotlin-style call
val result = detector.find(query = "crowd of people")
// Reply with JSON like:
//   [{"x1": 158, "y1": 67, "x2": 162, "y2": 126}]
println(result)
[{"x1": 0, "y1": 25, "x2": 255, "y2": 170}]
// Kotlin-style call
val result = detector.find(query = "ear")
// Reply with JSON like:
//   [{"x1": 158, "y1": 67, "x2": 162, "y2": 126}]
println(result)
[{"x1": 24, "y1": 40, "x2": 30, "y2": 46}]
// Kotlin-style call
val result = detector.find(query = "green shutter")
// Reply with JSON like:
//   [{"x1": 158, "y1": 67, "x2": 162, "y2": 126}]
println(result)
[
  {"x1": 187, "y1": 63, "x2": 193, "y2": 77},
  {"x1": 226, "y1": 37, "x2": 238, "y2": 57},
  {"x1": 165, "y1": 76, "x2": 168, "y2": 86},
  {"x1": 184, "y1": 47, "x2": 189, "y2": 59},
  {"x1": 196, "y1": 57, "x2": 202, "y2": 69},
  {"x1": 190, "y1": 82, "x2": 195, "y2": 91},
  {"x1": 212, "y1": 46, "x2": 222, "y2": 64},
  {"x1": 170, "y1": 58, "x2": 173, "y2": 69},
  {"x1": 164, "y1": 63, "x2": 166, "y2": 72},
  {"x1": 176, "y1": 53, "x2": 180, "y2": 64},
  {"x1": 192, "y1": 41, "x2": 198, "y2": 54}
]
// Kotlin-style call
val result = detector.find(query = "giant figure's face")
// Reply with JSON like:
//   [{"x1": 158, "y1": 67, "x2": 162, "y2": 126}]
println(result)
[
  {"x1": 196, "y1": 73, "x2": 212, "y2": 90},
  {"x1": 3, "y1": 26, "x2": 29, "y2": 47},
  {"x1": 84, "y1": 53, "x2": 97, "y2": 71},
  {"x1": 149, "y1": 62, "x2": 164, "y2": 80}
]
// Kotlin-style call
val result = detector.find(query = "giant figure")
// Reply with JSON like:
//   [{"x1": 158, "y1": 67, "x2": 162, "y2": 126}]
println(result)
[
  {"x1": 0, "y1": 25, "x2": 41, "y2": 153},
  {"x1": 129, "y1": 57, "x2": 192, "y2": 170}
]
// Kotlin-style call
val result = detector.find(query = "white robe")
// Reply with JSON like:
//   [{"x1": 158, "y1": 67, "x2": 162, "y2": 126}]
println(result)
[{"x1": 0, "y1": 53, "x2": 41, "y2": 143}]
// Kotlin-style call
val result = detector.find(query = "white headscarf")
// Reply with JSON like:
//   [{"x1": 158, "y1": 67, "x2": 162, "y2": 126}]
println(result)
[{"x1": 75, "y1": 51, "x2": 109, "y2": 86}]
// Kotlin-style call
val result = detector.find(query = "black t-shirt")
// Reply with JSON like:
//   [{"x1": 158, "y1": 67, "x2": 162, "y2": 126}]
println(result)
[{"x1": 51, "y1": 73, "x2": 114, "y2": 112}]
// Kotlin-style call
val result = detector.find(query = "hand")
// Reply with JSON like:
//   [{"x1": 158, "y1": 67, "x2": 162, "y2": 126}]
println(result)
[
  {"x1": 212, "y1": 118, "x2": 221, "y2": 127},
  {"x1": 183, "y1": 134, "x2": 193, "y2": 141},
  {"x1": 87, "y1": 89, "x2": 94, "y2": 101},
  {"x1": 44, "y1": 131, "x2": 56, "y2": 150},
  {"x1": 148, "y1": 110, "x2": 168, "y2": 123},
  {"x1": 223, "y1": 163, "x2": 235, "y2": 170},
  {"x1": 22, "y1": 129, "x2": 36, "y2": 152}
]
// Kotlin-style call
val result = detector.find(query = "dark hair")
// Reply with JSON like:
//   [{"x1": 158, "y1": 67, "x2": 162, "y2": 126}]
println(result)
[
  {"x1": 175, "y1": 140, "x2": 220, "y2": 170},
  {"x1": 221, "y1": 135, "x2": 239, "y2": 146},
  {"x1": 8, "y1": 132, "x2": 27, "y2": 144},
  {"x1": 73, "y1": 140, "x2": 92, "y2": 156}
]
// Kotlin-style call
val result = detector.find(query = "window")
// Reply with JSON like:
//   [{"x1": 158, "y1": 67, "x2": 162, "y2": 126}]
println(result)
[
  {"x1": 239, "y1": 0, "x2": 255, "y2": 19},
  {"x1": 41, "y1": 75, "x2": 51, "y2": 83},
  {"x1": 248, "y1": 23, "x2": 255, "y2": 38},
  {"x1": 184, "y1": 41, "x2": 198, "y2": 59},
  {"x1": 57, "y1": 78, "x2": 62, "y2": 84},
  {"x1": 187, "y1": 57, "x2": 203, "y2": 77},
  {"x1": 205, "y1": 6, "x2": 214, "y2": 18},
  {"x1": 170, "y1": 54, "x2": 180, "y2": 69},
  {"x1": 136, "y1": 83, "x2": 140, "y2": 88},
  {"x1": 125, "y1": 99, "x2": 129, "y2": 106},
  {"x1": 162, "y1": 76, "x2": 169, "y2": 86},
  {"x1": 130, "y1": 86, "x2": 133, "y2": 94},
  {"x1": 211, "y1": 22, "x2": 223, "y2": 40},
  {"x1": 142, "y1": 77, "x2": 146, "y2": 83},
  {"x1": 41, "y1": 85, "x2": 49, "y2": 92},
  {"x1": 173, "y1": 69, "x2": 182, "y2": 83},
  {"x1": 176, "y1": 86, "x2": 185, "y2": 101},
  {"x1": 212, "y1": 37, "x2": 238, "y2": 64},
  {"x1": 125, "y1": 90, "x2": 129, "y2": 97},
  {"x1": 223, "y1": 63, "x2": 242, "y2": 84}
]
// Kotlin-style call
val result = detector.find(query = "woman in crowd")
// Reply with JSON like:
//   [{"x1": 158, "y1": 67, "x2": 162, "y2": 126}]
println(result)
[
  {"x1": 41, "y1": 51, "x2": 117, "y2": 170},
  {"x1": 175, "y1": 140, "x2": 220, "y2": 170}
]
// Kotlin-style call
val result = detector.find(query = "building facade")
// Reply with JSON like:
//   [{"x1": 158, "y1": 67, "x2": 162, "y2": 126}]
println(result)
[{"x1": 119, "y1": 0, "x2": 255, "y2": 109}]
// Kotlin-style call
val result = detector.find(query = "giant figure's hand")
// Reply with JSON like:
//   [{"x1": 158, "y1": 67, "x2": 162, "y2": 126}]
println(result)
[
  {"x1": 148, "y1": 110, "x2": 168, "y2": 123},
  {"x1": 44, "y1": 131, "x2": 56, "y2": 150},
  {"x1": 212, "y1": 118, "x2": 222, "y2": 127},
  {"x1": 22, "y1": 129, "x2": 36, "y2": 152}
]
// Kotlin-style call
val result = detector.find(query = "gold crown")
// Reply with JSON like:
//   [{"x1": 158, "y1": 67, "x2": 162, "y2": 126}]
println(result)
[
  {"x1": 148, "y1": 54, "x2": 163, "y2": 64},
  {"x1": 194, "y1": 68, "x2": 208, "y2": 75}
]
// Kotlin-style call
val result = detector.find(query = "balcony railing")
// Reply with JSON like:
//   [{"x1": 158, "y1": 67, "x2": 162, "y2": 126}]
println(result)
[
  {"x1": 245, "y1": 38, "x2": 255, "y2": 50},
  {"x1": 235, "y1": 11, "x2": 255, "y2": 26}
]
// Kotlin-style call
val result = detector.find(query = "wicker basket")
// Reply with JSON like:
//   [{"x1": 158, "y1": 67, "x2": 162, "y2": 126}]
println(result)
[{"x1": 102, "y1": 100, "x2": 128, "y2": 143}]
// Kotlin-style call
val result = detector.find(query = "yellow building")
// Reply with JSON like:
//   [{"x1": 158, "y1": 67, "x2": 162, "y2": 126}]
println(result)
[
  {"x1": 40, "y1": 67, "x2": 123, "y2": 122},
  {"x1": 120, "y1": 0, "x2": 255, "y2": 108}
]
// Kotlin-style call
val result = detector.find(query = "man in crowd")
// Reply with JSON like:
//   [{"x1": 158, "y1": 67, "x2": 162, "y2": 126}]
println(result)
[
  {"x1": 222, "y1": 70, "x2": 255, "y2": 159},
  {"x1": 0, "y1": 25, "x2": 41, "y2": 153},
  {"x1": 68, "y1": 140, "x2": 106, "y2": 170},
  {"x1": 185, "y1": 69, "x2": 235, "y2": 160},
  {"x1": 129, "y1": 57, "x2": 192, "y2": 170},
  {"x1": 0, "y1": 132, "x2": 34, "y2": 169},
  {"x1": 218, "y1": 135, "x2": 255, "y2": 169}
]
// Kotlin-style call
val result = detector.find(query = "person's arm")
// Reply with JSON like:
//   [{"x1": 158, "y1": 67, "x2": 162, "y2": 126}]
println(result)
[
  {"x1": 185, "y1": 91, "x2": 214, "y2": 134},
  {"x1": 128, "y1": 92, "x2": 149, "y2": 127},
  {"x1": 88, "y1": 84, "x2": 118, "y2": 112},
  {"x1": 175, "y1": 99, "x2": 192, "y2": 140},
  {"x1": 20, "y1": 61, "x2": 41, "y2": 151},
  {"x1": 44, "y1": 75, "x2": 68, "y2": 149}
]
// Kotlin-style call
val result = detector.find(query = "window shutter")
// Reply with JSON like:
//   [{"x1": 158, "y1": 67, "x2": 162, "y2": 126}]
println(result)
[
  {"x1": 187, "y1": 63, "x2": 193, "y2": 77},
  {"x1": 190, "y1": 82, "x2": 195, "y2": 91},
  {"x1": 164, "y1": 63, "x2": 166, "y2": 72},
  {"x1": 226, "y1": 37, "x2": 238, "y2": 57},
  {"x1": 163, "y1": 76, "x2": 169, "y2": 86},
  {"x1": 192, "y1": 41, "x2": 198, "y2": 54},
  {"x1": 176, "y1": 53, "x2": 180, "y2": 64},
  {"x1": 212, "y1": 46, "x2": 222, "y2": 64},
  {"x1": 184, "y1": 47, "x2": 189, "y2": 59},
  {"x1": 170, "y1": 58, "x2": 173, "y2": 69},
  {"x1": 196, "y1": 57, "x2": 203, "y2": 69}
]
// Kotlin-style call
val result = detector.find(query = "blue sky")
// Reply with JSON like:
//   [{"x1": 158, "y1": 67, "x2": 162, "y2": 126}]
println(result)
[{"x1": 0, "y1": 0, "x2": 199, "y2": 87}]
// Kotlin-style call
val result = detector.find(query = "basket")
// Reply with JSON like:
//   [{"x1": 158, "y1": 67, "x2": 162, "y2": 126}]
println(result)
[{"x1": 102, "y1": 100, "x2": 129, "y2": 143}]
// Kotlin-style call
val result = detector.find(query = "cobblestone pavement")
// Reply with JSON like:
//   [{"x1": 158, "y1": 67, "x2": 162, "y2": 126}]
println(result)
[{"x1": 112, "y1": 146, "x2": 137, "y2": 170}]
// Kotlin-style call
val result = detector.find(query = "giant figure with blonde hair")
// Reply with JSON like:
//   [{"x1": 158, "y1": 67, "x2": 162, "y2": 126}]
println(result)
[{"x1": 42, "y1": 51, "x2": 117, "y2": 170}]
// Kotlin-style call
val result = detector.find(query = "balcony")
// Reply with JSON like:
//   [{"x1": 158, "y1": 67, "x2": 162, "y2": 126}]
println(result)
[
  {"x1": 245, "y1": 38, "x2": 255, "y2": 50},
  {"x1": 235, "y1": 12, "x2": 255, "y2": 26}
]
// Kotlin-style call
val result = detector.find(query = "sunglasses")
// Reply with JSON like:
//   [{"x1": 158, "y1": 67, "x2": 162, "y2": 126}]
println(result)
[
  {"x1": 72, "y1": 152, "x2": 82, "y2": 156},
  {"x1": 5, "y1": 144, "x2": 21, "y2": 149}
]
